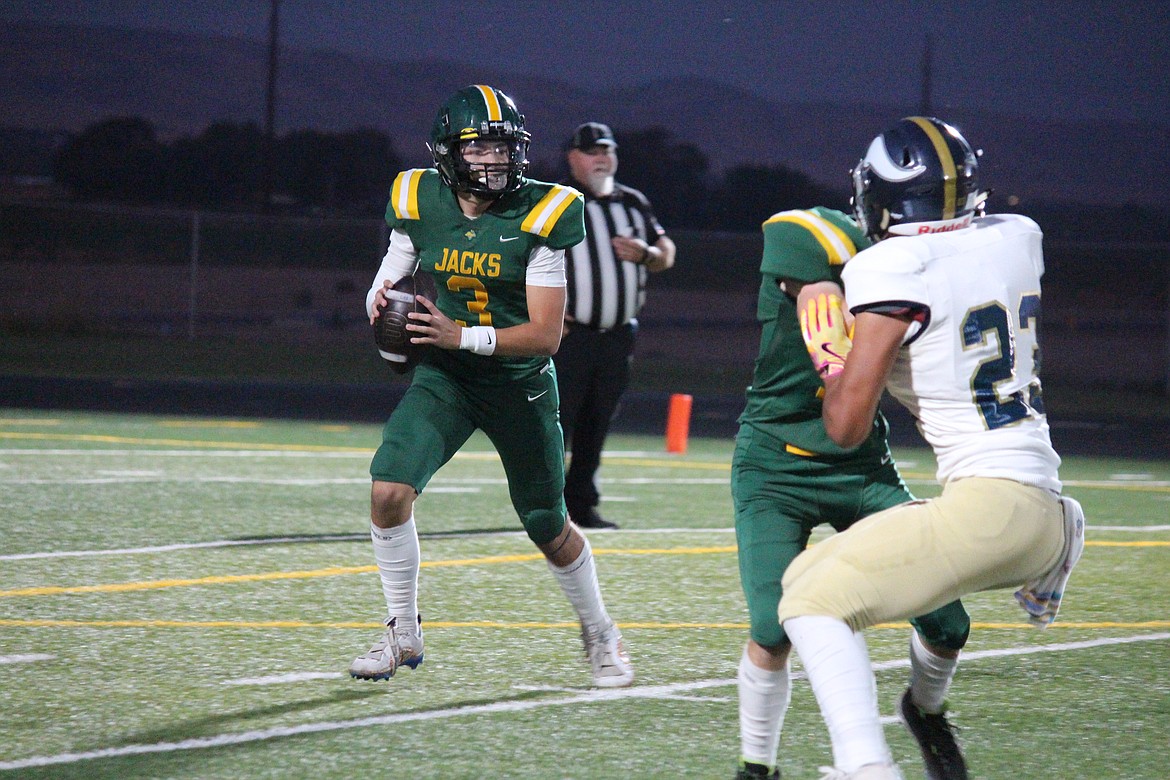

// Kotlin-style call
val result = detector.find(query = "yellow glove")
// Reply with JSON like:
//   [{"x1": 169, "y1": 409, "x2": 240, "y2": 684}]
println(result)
[{"x1": 800, "y1": 293, "x2": 852, "y2": 378}]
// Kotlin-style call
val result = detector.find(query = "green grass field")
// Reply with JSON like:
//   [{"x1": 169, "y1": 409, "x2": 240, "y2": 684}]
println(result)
[{"x1": 1, "y1": 410, "x2": 1168, "y2": 779}]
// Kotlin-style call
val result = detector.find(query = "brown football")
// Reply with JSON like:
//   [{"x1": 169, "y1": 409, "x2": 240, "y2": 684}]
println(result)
[{"x1": 373, "y1": 272, "x2": 437, "y2": 374}]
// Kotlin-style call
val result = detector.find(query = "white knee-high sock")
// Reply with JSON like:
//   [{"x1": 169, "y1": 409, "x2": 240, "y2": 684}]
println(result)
[
  {"x1": 908, "y1": 630, "x2": 958, "y2": 713},
  {"x1": 547, "y1": 535, "x2": 610, "y2": 633},
  {"x1": 738, "y1": 647, "x2": 791, "y2": 768},
  {"x1": 371, "y1": 517, "x2": 419, "y2": 634},
  {"x1": 785, "y1": 615, "x2": 891, "y2": 772}
]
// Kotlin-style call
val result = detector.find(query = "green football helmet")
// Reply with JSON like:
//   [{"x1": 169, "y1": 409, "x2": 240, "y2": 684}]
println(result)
[{"x1": 429, "y1": 85, "x2": 530, "y2": 196}]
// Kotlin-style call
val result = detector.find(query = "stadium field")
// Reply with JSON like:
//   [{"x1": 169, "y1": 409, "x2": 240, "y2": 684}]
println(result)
[{"x1": 0, "y1": 410, "x2": 1167, "y2": 779}]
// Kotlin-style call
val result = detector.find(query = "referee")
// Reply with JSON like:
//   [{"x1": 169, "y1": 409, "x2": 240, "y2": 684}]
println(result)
[{"x1": 556, "y1": 122, "x2": 676, "y2": 529}]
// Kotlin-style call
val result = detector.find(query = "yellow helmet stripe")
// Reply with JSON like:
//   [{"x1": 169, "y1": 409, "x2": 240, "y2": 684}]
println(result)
[
  {"x1": 764, "y1": 210, "x2": 858, "y2": 265},
  {"x1": 390, "y1": 168, "x2": 425, "y2": 220},
  {"x1": 473, "y1": 85, "x2": 503, "y2": 121},
  {"x1": 908, "y1": 116, "x2": 957, "y2": 219},
  {"x1": 522, "y1": 185, "x2": 579, "y2": 237}
]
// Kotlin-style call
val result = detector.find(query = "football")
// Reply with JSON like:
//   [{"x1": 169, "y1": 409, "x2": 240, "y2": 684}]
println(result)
[{"x1": 373, "y1": 272, "x2": 437, "y2": 373}]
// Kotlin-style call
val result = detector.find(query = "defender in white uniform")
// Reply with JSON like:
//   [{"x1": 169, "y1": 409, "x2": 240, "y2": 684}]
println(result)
[{"x1": 778, "y1": 117, "x2": 1085, "y2": 780}]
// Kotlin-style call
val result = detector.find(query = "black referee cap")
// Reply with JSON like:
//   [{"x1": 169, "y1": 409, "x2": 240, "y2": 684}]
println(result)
[{"x1": 570, "y1": 122, "x2": 617, "y2": 150}]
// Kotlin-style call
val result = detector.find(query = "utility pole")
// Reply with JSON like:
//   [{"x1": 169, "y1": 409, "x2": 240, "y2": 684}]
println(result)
[
  {"x1": 262, "y1": 0, "x2": 280, "y2": 213},
  {"x1": 920, "y1": 34, "x2": 933, "y2": 116}
]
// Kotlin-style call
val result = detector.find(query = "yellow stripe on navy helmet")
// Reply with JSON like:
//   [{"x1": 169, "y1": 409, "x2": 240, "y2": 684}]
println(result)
[{"x1": 908, "y1": 116, "x2": 958, "y2": 219}]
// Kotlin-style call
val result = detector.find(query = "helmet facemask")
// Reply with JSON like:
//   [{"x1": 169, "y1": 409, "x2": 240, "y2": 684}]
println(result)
[
  {"x1": 432, "y1": 135, "x2": 529, "y2": 197},
  {"x1": 851, "y1": 161, "x2": 888, "y2": 240}
]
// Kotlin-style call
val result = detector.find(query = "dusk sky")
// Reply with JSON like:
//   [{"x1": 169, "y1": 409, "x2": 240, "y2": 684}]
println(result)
[{"x1": 5, "y1": 0, "x2": 1169, "y2": 127}]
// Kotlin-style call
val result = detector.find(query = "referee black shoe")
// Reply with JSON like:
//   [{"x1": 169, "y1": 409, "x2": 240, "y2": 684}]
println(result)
[
  {"x1": 571, "y1": 508, "x2": 618, "y2": 529},
  {"x1": 899, "y1": 688, "x2": 968, "y2": 780}
]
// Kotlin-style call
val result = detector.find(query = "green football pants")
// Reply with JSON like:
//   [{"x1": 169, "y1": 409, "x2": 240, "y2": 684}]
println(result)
[
  {"x1": 370, "y1": 360, "x2": 567, "y2": 544},
  {"x1": 731, "y1": 423, "x2": 970, "y2": 650}
]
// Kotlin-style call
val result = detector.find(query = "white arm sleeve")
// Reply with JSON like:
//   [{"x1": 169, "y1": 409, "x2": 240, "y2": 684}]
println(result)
[
  {"x1": 366, "y1": 229, "x2": 420, "y2": 317},
  {"x1": 525, "y1": 245, "x2": 567, "y2": 287}
]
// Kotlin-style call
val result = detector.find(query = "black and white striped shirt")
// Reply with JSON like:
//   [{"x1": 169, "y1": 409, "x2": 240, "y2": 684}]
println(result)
[{"x1": 565, "y1": 182, "x2": 666, "y2": 330}]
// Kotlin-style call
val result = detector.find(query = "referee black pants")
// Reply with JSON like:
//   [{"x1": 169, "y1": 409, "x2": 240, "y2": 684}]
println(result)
[{"x1": 554, "y1": 322, "x2": 635, "y2": 517}]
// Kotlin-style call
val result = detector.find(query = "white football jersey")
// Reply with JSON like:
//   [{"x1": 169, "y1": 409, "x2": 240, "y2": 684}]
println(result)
[{"x1": 843, "y1": 214, "x2": 1061, "y2": 491}]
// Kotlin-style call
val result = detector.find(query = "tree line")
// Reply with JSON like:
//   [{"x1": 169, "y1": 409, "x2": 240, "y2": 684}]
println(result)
[{"x1": 50, "y1": 117, "x2": 845, "y2": 232}]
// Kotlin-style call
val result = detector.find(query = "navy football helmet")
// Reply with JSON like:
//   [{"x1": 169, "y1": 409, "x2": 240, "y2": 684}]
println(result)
[
  {"x1": 851, "y1": 116, "x2": 981, "y2": 239},
  {"x1": 429, "y1": 85, "x2": 530, "y2": 197}
]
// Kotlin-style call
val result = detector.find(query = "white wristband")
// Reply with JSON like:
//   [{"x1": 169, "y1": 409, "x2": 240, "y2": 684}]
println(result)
[{"x1": 459, "y1": 325, "x2": 497, "y2": 356}]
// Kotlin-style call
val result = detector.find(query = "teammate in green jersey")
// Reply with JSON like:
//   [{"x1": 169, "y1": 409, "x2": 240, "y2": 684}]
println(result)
[
  {"x1": 732, "y1": 208, "x2": 970, "y2": 779},
  {"x1": 349, "y1": 85, "x2": 633, "y2": 689}
]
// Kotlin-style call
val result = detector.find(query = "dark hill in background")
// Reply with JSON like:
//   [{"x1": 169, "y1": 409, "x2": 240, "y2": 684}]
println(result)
[{"x1": 3, "y1": 21, "x2": 1168, "y2": 207}]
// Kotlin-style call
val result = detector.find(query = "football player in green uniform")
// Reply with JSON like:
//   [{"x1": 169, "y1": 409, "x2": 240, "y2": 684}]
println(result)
[
  {"x1": 731, "y1": 209, "x2": 970, "y2": 779},
  {"x1": 349, "y1": 85, "x2": 633, "y2": 688}
]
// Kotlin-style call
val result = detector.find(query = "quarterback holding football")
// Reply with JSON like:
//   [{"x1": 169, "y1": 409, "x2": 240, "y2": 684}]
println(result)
[{"x1": 351, "y1": 85, "x2": 633, "y2": 689}]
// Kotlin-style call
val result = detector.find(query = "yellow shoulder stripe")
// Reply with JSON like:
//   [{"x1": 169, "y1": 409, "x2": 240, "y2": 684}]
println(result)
[
  {"x1": 764, "y1": 210, "x2": 858, "y2": 265},
  {"x1": 908, "y1": 116, "x2": 958, "y2": 218},
  {"x1": 390, "y1": 169, "x2": 426, "y2": 220},
  {"x1": 521, "y1": 185, "x2": 578, "y2": 237}
]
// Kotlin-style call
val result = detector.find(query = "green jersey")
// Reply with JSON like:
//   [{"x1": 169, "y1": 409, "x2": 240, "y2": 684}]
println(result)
[
  {"x1": 738, "y1": 207, "x2": 888, "y2": 457},
  {"x1": 385, "y1": 168, "x2": 586, "y2": 380}
]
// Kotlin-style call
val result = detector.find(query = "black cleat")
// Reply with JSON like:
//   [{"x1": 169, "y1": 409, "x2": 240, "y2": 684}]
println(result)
[
  {"x1": 570, "y1": 508, "x2": 618, "y2": 529},
  {"x1": 899, "y1": 688, "x2": 968, "y2": 780},
  {"x1": 735, "y1": 761, "x2": 779, "y2": 779}
]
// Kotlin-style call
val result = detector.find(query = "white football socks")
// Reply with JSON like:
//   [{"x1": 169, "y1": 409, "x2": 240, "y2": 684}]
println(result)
[
  {"x1": 547, "y1": 535, "x2": 610, "y2": 633},
  {"x1": 737, "y1": 646, "x2": 791, "y2": 768},
  {"x1": 785, "y1": 615, "x2": 891, "y2": 772},
  {"x1": 370, "y1": 517, "x2": 420, "y2": 635},
  {"x1": 908, "y1": 630, "x2": 958, "y2": 713}
]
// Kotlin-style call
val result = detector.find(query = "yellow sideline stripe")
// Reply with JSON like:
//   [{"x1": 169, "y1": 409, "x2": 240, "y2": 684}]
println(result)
[
  {"x1": 158, "y1": 420, "x2": 262, "y2": 429},
  {"x1": 1, "y1": 617, "x2": 1167, "y2": 631},
  {"x1": 0, "y1": 547, "x2": 738, "y2": 598},
  {"x1": 1, "y1": 540, "x2": 1160, "y2": 600}
]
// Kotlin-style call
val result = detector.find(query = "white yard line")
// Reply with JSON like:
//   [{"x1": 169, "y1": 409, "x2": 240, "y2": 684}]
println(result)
[
  {"x1": 0, "y1": 528, "x2": 743, "y2": 561},
  {"x1": 0, "y1": 653, "x2": 53, "y2": 665},
  {"x1": 3, "y1": 632, "x2": 1165, "y2": 771},
  {"x1": 0, "y1": 535, "x2": 370, "y2": 561},
  {"x1": 224, "y1": 672, "x2": 343, "y2": 686}
]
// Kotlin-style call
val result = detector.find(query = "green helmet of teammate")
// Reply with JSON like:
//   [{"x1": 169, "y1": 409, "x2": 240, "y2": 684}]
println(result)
[{"x1": 428, "y1": 84, "x2": 531, "y2": 197}]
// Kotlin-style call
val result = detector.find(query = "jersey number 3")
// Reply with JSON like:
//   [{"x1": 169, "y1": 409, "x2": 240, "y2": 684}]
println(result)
[
  {"x1": 962, "y1": 293, "x2": 1044, "y2": 430},
  {"x1": 447, "y1": 275, "x2": 492, "y2": 326}
]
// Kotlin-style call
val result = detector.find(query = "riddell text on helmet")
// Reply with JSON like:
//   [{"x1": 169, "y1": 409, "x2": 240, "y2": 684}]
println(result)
[{"x1": 916, "y1": 216, "x2": 973, "y2": 234}]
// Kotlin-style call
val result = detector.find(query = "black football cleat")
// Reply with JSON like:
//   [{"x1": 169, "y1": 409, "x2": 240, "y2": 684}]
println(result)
[
  {"x1": 570, "y1": 508, "x2": 618, "y2": 529},
  {"x1": 899, "y1": 688, "x2": 968, "y2": 780},
  {"x1": 735, "y1": 761, "x2": 779, "y2": 780}
]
